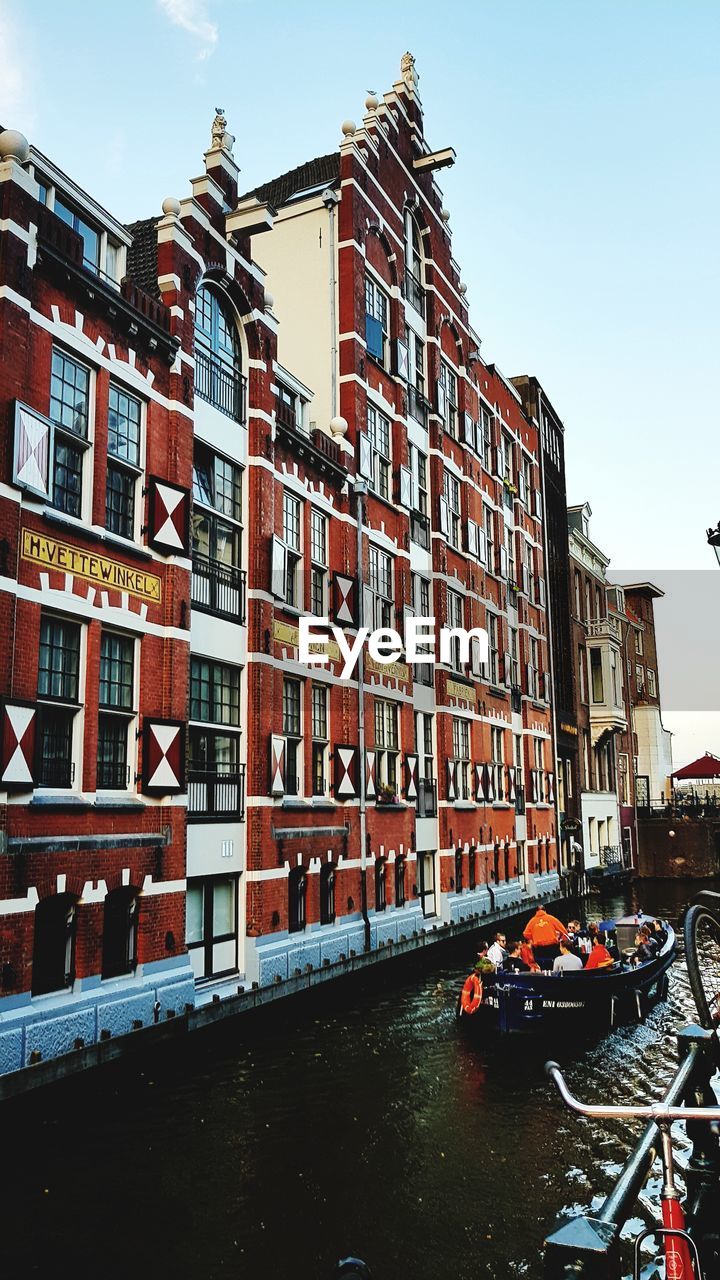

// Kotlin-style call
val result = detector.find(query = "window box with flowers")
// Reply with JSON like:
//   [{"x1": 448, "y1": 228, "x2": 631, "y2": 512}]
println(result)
[
  {"x1": 376, "y1": 784, "x2": 402, "y2": 807},
  {"x1": 503, "y1": 479, "x2": 518, "y2": 497}
]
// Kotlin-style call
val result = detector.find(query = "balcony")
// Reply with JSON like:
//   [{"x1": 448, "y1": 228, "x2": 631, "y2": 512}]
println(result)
[
  {"x1": 274, "y1": 400, "x2": 347, "y2": 486},
  {"x1": 188, "y1": 766, "x2": 246, "y2": 820},
  {"x1": 587, "y1": 627, "x2": 627, "y2": 745},
  {"x1": 410, "y1": 510, "x2": 430, "y2": 549},
  {"x1": 407, "y1": 385, "x2": 429, "y2": 428},
  {"x1": 587, "y1": 616, "x2": 621, "y2": 642},
  {"x1": 191, "y1": 554, "x2": 246, "y2": 623},
  {"x1": 404, "y1": 268, "x2": 426, "y2": 317},
  {"x1": 195, "y1": 346, "x2": 247, "y2": 423},
  {"x1": 416, "y1": 777, "x2": 438, "y2": 818}
]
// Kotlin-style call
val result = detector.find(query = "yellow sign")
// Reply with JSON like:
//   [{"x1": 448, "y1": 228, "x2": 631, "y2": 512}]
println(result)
[
  {"x1": 366, "y1": 654, "x2": 410, "y2": 682},
  {"x1": 272, "y1": 619, "x2": 340, "y2": 661},
  {"x1": 560, "y1": 722, "x2": 578, "y2": 736},
  {"x1": 447, "y1": 678, "x2": 477, "y2": 705},
  {"x1": 22, "y1": 529, "x2": 162, "y2": 603}
]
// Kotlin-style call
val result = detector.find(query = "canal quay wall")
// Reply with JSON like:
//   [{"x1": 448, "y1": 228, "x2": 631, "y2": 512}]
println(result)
[
  {"x1": 637, "y1": 815, "x2": 720, "y2": 878},
  {"x1": 0, "y1": 874, "x2": 561, "y2": 1101}
]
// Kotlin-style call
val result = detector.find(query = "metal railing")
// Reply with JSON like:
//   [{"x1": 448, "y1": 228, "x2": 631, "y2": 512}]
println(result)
[
  {"x1": 404, "y1": 268, "x2": 426, "y2": 316},
  {"x1": 416, "y1": 777, "x2": 438, "y2": 818},
  {"x1": 38, "y1": 756, "x2": 76, "y2": 788},
  {"x1": 188, "y1": 765, "x2": 246, "y2": 819},
  {"x1": 191, "y1": 554, "x2": 246, "y2": 622},
  {"x1": 195, "y1": 346, "x2": 247, "y2": 423},
  {"x1": 96, "y1": 761, "x2": 131, "y2": 790}
]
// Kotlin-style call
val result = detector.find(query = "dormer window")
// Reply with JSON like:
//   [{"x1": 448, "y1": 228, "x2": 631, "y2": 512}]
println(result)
[
  {"x1": 276, "y1": 381, "x2": 305, "y2": 433},
  {"x1": 34, "y1": 174, "x2": 125, "y2": 286},
  {"x1": 55, "y1": 195, "x2": 100, "y2": 274}
]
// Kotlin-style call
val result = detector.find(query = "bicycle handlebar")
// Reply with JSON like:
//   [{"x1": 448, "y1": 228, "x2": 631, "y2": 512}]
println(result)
[{"x1": 545, "y1": 1061, "x2": 720, "y2": 1123}]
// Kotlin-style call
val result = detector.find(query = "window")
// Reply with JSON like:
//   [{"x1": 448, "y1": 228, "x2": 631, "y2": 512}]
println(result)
[
  {"x1": 37, "y1": 615, "x2": 82, "y2": 788},
  {"x1": 484, "y1": 507, "x2": 495, "y2": 574},
  {"x1": 479, "y1": 405, "x2": 493, "y2": 471},
  {"x1": 367, "y1": 405, "x2": 392, "y2": 500},
  {"x1": 446, "y1": 589, "x2": 464, "y2": 671},
  {"x1": 521, "y1": 455, "x2": 532, "y2": 508},
  {"x1": 191, "y1": 658, "x2": 240, "y2": 725},
  {"x1": 31, "y1": 894, "x2": 77, "y2": 996},
  {"x1": 395, "y1": 855, "x2": 406, "y2": 908},
  {"x1": 310, "y1": 509, "x2": 328, "y2": 617},
  {"x1": 106, "y1": 384, "x2": 142, "y2": 539},
  {"x1": 288, "y1": 866, "x2": 307, "y2": 933},
  {"x1": 618, "y1": 752, "x2": 629, "y2": 806},
  {"x1": 443, "y1": 469, "x2": 461, "y2": 548},
  {"x1": 192, "y1": 444, "x2": 244, "y2": 619},
  {"x1": 408, "y1": 329, "x2": 426, "y2": 403},
  {"x1": 438, "y1": 361, "x2": 458, "y2": 437},
  {"x1": 311, "y1": 683, "x2": 329, "y2": 796},
  {"x1": 97, "y1": 631, "x2": 135, "y2": 790},
  {"x1": 49, "y1": 348, "x2": 90, "y2": 518},
  {"x1": 282, "y1": 490, "x2": 303, "y2": 608},
  {"x1": 320, "y1": 862, "x2": 336, "y2": 925},
  {"x1": 189, "y1": 659, "x2": 243, "y2": 817},
  {"x1": 365, "y1": 275, "x2": 389, "y2": 367},
  {"x1": 574, "y1": 569, "x2": 582, "y2": 618},
  {"x1": 102, "y1": 888, "x2": 139, "y2": 979},
  {"x1": 636, "y1": 629, "x2": 644, "y2": 656},
  {"x1": 578, "y1": 645, "x2": 587, "y2": 702},
  {"x1": 185, "y1": 877, "x2": 238, "y2": 979},
  {"x1": 283, "y1": 677, "x2": 303, "y2": 796},
  {"x1": 415, "y1": 711, "x2": 436, "y2": 814},
  {"x1": 368, "y1": 545, "x2": 394, "y2": 629},
  {"x1": 374, "y1": 699, "x2": 399, "y2": 794},
  {"x1": 194, "y1": 284, "x2": 245, "y2": 421},
  {"x1": 487, "y1": 612, "x2": 499, "y2": 685},
  {"x1": 590, "y1": 649, "x2": 604, "y2": 702},
  {"x1": 55, "y1": 196, "x2": 100, "y2": 273},
  {"x1": 408, "y1": 444, "x2": 428, "y2": 516},
  {"x1": 375, "y1": 857, "x2": 387, "y2": 911},
  {"x1": 452, "y1": 717, "x2": 470, "y2": 799},
  {"x1": 277, "y1": 381, "x2": 305, "y2": 433},
  {"x1": 491, "y1": 725, "x2": 505, "y2": 801},
  {"x1": 404, "y1": 210, "x2": 424, "y2": 314},
  {"x1": 636, "y1": 663, "x2": 645, "y2": 695},
  {"x1": 647, "y1": 668, "x2": 657, "y2": 698}
]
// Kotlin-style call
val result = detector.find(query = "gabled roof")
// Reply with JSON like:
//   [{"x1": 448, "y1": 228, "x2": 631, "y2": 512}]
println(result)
[
  {"x1": 673, "y1": 753, "x2": 720, "y2": 780},
  {"x1": 125, "y1": 216, "x2": 160, "y2": 300},
  {"x1": 242, "y1": 152, "x2": 340, "y2": 209}
]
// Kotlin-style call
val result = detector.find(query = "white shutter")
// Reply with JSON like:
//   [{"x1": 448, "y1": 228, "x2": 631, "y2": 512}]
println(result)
[
  {"x1": 362, "y1": 584, "x2": 375, "y2": 629},
  {"x1": 467, "y1": 519, "x2": 478, "y2": 558},
  {"x1": 495, "y1": 446, "x2": 503, "y2": 478},
  {"x1": 437, "y1": 383, "x2": 447, "y2": 418},
  {"x1": 270, "y1": 734, "x2": 286, "y2": 795},
  {"x1": 470, "y1": 635, "x2": 483, "y2": 676},
  {"x1": 359, "y1": 432, "x2": 373, "y2": 480},
  {"x1": 499, "y1": 545, "x2": 508, "y2": 579},
  {"x1": 438, "y1": 496, "x2": 450, "y2": 536},
  {"x1": 477, "y1": 528, "x2": 487, "y2": 566},
  {"x1": 399, "y1": 465, "x2": 412, "y2": 509},
  {"x1": 537, "y1": 576, "x2": 547, "y2": 608},
  {"x1": 13, "y1": 402, "x2": 54, "y2": 499},
  {"x1": 464, "y1": 412, "x2": 475, "y2": 447},
  {"x1": 270, "y1": 535, "x2": 287, "y2": 598},
  {"x1": 518, "y1": 471, "x2": 527, "y2": 505},
  {"x1": 533, "y1": 487, "x2": 543, "y2": 518},
  {"x1": 395, "y1": 338, "x2": 410, "y2": 380}
]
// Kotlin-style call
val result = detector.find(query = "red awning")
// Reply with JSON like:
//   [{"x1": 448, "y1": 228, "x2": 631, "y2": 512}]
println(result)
[{"x1": 673, "y1": 752, "x2": 720, "y2": 780}]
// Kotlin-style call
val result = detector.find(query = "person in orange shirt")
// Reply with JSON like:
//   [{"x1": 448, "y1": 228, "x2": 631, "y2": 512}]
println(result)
[
  {"x1": 584, "y1": 932, "x2": 614, "y2": 971},
  {"x1": 523, "y1": 906, "x2": 569, "y2": 971}
]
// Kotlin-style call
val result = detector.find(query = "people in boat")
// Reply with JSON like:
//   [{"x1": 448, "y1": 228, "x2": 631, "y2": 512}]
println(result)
[
  {"x1": 567, "y1": 919, "x2": 592, "y2": 957},
  {"x1": 487, "y1": 932, "x2": 508, "y2": 971},
  {"x1": 650, "y1": 918, "x2": 668, "y2": 950},
  {"x1": 584, "y1": 931, "x2": 614, "y2": 970},
  {"x1": 552, "y1": 937, "x2": 583, "y2": 974},
  {"x1": 505, "y1": 941, "x2": 531, "y2": 973},
  {"x1": 475, "y1": 941, "x2": 495, "y2": 974},
  {"x1": 523, "y1": 907, "x2": 569, "y2": 971},
  {"x1": 520, "y1": 940, "x2": 539, "y2": 971},
  {"x1": 631, "y1": 926, "x2": 659, "y2": 966}
]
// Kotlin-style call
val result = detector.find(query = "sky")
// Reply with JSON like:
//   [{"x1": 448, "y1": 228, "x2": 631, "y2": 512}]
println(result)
[{"x1": 1, "y1": 0, "x2": 718, "y2": 766}]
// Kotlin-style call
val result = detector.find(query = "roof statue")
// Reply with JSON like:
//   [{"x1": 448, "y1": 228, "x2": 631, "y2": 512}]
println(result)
[
  {"x1": 210, "y1": 107, "x2": 234, "y2": 155},
  {"x1": 400, "y1": 51, "x2": 418, "y2": 91}
]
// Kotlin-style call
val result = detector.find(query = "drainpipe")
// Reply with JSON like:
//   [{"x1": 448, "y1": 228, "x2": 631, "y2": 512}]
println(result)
[
  {"x1": 354, "y1": 477, "x2": 371, "y2": 951},
  {"x1": 322, "y1": 188, "x2": 340, "y2": 419}
]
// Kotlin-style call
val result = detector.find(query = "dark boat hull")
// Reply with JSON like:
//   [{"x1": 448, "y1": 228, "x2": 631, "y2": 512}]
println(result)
[{"x1": 459, "y1": 930, "x2": 675, "y2": 1035}]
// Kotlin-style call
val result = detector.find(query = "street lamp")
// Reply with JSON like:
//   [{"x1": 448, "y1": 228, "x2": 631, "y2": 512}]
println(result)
[{"x1": 707, "y1": 522, "x2": 720, "y2": 567}]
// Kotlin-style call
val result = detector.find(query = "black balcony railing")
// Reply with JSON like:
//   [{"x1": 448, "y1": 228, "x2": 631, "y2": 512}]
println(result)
[
  {"x1": 96, "y1": 760, "x2": 131, "y2": 790},
  {"x1": 195, "y1": 346, "x2": 247, "y2": 423},
  {"x1": 38, "y1": 756, "x2": 76, "y2": 789},
  {"x1": 416, "y1": 777, "x2": 438, "y2": 818},
  {"x1": 191, "y1": 554, "x2": 246, "y2": 622},
  {"x1": 410, "y1": 510, "x2": 430, "y2": 549},
  {"x1": 188, "y1": 765, "x2": 246, "y2": 820},
  {"x1": 407, "y1": 385, "x2": 429, "y2": 427},
  {"x1": 404, "y1": 268, "x2": 426, "y2": 316}
]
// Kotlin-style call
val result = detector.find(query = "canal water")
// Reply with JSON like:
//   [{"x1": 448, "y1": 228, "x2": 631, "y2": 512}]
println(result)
[{"x1": 4, "y1": 881, "x2": 713, "y2": 1279}]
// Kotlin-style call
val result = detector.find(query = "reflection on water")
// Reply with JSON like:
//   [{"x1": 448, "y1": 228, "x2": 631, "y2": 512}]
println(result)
[{"x1": 3, "y1": 881, "x2": 713, "y2": 1279}]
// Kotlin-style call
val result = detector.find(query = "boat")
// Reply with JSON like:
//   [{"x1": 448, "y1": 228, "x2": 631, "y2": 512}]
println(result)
[{"x1": 457, "y1": 914, "x2": 676, "y2": 1035}]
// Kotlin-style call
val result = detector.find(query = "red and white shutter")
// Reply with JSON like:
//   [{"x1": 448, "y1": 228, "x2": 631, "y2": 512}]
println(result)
[
  {"x1": 547, "y1": 771, "x2": 555, "y2": 804},
  {"x1": 365, "y1": 750, "x2": 376, "y2": 800},
  {"x1": 404, "y1": 752, "x2": 418, "y2": 801},
  {"x1": 332, "y1": 574, "x2": 356, "y2": 626},
  {"x1": 334, "y1": 745, "x2": 358, "y2": 798},
  {"x1": 148, "y1": 478, "x2": 190, "y2": 554},
  {"x1": 506, "y1": 765, "x2": 516, "y2": 803},
  {"x1": 475, "y1": 762, "x2": 485, "y2": 803},
  {"x1": 270, "y1": 735, "x2": 286, "y2": 795},
  {"x1": 446, "y1": 758, "x2": 457, "y2": 802},
  {"x1": 13, "y1": 402, "x2": 53, "y2": 499},
  {"x1": 485, "y1": 762, "x2": 496, "y2": 803},
  {"x1": 142, "y1": 719, "x2": 185, "y2": 794},
  {"x1": 1, "y1": 700, "x2": 37, "y2": 789}
]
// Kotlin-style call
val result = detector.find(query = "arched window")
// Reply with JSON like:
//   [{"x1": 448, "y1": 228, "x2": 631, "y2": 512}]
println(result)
[
  {"x1": 374, "y1": 857, "x2": 386, "y2": 912},
  {"x1": 288, "y1": 866, "x2": 307, "y2": 933},
  {"x1": 319, "y1": 862, "x2": 335, "y2": 926},
  {"x1": 404, "y1": 209, "x2": 425, "y2": 315},
  {"x1": 395, "y1": 856, "x2": 406, "y2": 908},
  {"x1": 102, "y1": 887, "x2": 139, "y2": 979},
  {"x1": 454, "y1": 848, "x2": 464, "y2": 893},
  {"x1": 194, "y1": 284, "x2": 245, "y2": 422},
  {"x1": 32, "y1": 893, "x2": 77, "y2": 996}
]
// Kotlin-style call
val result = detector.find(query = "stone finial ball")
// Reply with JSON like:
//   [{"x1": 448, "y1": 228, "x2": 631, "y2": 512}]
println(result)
[
  {"x1": 459, "y1": 282, "x2": 467, "y2": 296},
  {"x1": 0, "y1": 129, "x2": 30, "y2": 164},
  {"x1": 365, "y1": 95, "x2": 379, "y2": 112},
  {"x1": 440, "y1": 208, "x2": 451, "y2": 223},
  {"x1": 341, "y1": 120, "x2": 357, "y2": 137},
  {"x1": 263, "y1": 288, "x2": 274, "y2": 311},
  {"x1": 162, "y1": 196, "x2": 181, "y2": 217},
  {"x1": 329, "y1": 415, "x2": 348, "y2": 438}
]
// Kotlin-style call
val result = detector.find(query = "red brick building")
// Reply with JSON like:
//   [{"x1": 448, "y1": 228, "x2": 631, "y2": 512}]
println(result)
[{"x1": 0, "y1": 127, "x2": 195, "y2": 1071}]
